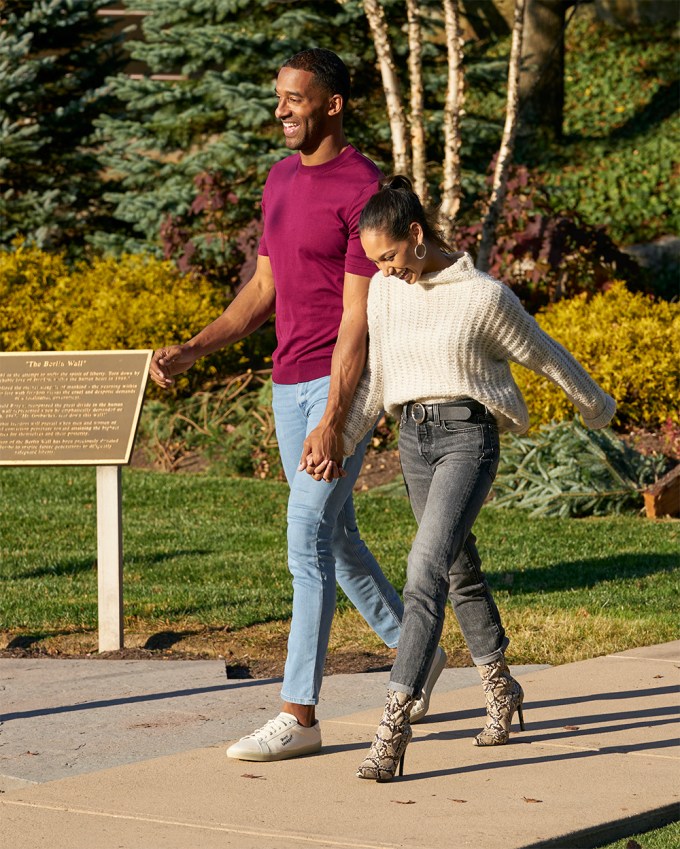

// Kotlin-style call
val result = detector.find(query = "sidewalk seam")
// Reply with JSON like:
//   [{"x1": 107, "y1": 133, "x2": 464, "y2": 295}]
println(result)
[
  {"x1": 0, "y1": 799, "x2": 405, "y2": 849},
  {"x1": 605, "y1": 655, "x2": 680, "y2": 664}
]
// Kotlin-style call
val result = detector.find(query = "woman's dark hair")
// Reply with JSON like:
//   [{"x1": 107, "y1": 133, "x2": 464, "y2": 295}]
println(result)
[
  {"x1": 359, "y1": 175, "x2": 452, "y2": 253},
  {"x1": 281, "y1": 49, "x2": 351, "y2": 110}
]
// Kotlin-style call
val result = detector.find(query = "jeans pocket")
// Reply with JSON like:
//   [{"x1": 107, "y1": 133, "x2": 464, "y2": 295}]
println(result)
[
  {"x1": 441, "y1": 419, "x2": 483, "y2": 433},
  {"x1": 436, "y1": 422, "x2": 485, "y2": 461}
]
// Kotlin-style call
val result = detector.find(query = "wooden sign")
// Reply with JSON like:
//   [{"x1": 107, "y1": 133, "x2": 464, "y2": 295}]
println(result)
[{"x1": 0, "y1": 350, "x2": 152, "y2": 466}]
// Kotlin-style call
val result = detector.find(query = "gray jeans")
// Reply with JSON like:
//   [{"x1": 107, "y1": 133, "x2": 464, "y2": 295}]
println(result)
[{"x1": 389, "y1": 407, "x2": 508, "y2": 696}]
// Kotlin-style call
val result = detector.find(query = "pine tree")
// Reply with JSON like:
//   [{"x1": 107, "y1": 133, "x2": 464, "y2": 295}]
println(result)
[
  {"x1": 95, "y1": 0, "x2": 384, "y2": 276},
  {"x1": 0, "y1": 0, "x2": 125, "y2": 252}
]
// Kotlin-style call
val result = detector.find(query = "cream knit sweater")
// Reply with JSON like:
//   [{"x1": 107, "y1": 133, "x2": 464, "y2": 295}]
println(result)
[{"x1": 343, "y1": 253, "x2": 616, "y2": 456}]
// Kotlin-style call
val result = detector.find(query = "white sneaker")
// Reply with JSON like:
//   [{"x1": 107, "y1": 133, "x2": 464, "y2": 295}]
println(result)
[
  {"x1": 226, "y1": 712, "x2": 322, "y2": 762},
  {"x1": 409, "y1": 647, "x2": 447, "y2": 724}
]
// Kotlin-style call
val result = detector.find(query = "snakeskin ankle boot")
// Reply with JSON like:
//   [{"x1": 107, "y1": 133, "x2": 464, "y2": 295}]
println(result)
[
  {"x1": 356, "y1": 689, "x2": 415, "y2": 782},
  {"x1": 474, "y1": 658, "x2": 525, "y2": 746}
]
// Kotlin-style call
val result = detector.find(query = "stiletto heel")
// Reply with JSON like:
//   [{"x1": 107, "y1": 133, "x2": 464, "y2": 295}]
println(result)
[
  {"x1": 474, "y1": 658, "x2": 526, "y2": 746},
  {"x1": 357, "y1": 690, "x2": 414, "y2": 782}
]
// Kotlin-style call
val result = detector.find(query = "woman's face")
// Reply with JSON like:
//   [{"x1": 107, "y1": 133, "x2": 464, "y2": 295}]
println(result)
[{"x1": 361, "y1": 224, "x2": 424, "y2": 285}]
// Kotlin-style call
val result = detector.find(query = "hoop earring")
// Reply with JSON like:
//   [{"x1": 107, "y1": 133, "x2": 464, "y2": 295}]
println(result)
[{"x1": 414, "y1": 242, "x2": 426, "y2": 260}]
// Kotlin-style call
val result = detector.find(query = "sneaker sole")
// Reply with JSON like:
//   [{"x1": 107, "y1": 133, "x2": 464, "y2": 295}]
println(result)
[
  {"x1": 226, "y1": 739, "x2": 322, "y2": 762},
  {"x1": 410, "y1": 648, "x2": 448, "y2": 724}
]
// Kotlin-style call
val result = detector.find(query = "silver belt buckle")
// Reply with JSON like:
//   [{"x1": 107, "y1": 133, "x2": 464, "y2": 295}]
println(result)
[{"x1": 411, "y1": 403, "x2": 426, "y2": 424}]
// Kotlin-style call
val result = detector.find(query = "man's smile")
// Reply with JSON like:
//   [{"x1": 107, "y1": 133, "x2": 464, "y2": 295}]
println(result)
[{"x1": 282, "y1": 121, "x2": 300, "y2": 137}]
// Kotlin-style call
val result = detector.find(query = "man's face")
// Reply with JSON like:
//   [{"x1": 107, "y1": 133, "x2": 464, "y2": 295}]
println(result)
[{"x1": 274, "y1": 67, "x2": 334, "y2": 154}]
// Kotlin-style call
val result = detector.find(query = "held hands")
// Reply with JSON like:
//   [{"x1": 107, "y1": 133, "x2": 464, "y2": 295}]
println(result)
[
  {"x1": 298, "y1": 422, "x2": 347, "y2": 483},
  {"x1": 149, "y1": 345, "x2": 197, "y2": 389},
  {"x1": 300, "y1": 455, "x2": 345, "y2": 482}
]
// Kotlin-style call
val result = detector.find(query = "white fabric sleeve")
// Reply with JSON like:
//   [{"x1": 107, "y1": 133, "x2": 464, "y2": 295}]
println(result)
[
  {"x1": 342, "y1": 285, "x2": 385, "y2": 456},
  {"x1": 486, "y1": 284, "x2": 616, "y2": 429}
]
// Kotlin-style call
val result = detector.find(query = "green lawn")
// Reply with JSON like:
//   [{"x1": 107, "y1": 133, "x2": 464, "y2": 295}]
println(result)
[
  {"x1": 0, "y1": 466, "x2": 678, "y2": 663},
  {"x1": 597, "y1": 821, "x2": 680, "y2": 849}
]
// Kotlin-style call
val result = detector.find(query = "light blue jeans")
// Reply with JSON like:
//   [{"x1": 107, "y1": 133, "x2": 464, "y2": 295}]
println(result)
[
  {"x1": 273, "y1": 376, "x2": 403, "y2": 706},
  {"x1": 389, "y1": 409, "x2": 508, "y2": 697}
]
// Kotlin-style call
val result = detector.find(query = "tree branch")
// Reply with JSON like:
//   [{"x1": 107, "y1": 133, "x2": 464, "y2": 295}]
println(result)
[
  {"x1": 440, "y1": 0, "x2": 465, "y2": 240},
  {"x1": 477, "y1": 0, "x2": 526, "y2": 272},
  {"x1": 362, "y1": 0, "x2": 410, "y2": 174},
  {"x1": 407, "y1": 0, "x2": 427, "y2": 200}
]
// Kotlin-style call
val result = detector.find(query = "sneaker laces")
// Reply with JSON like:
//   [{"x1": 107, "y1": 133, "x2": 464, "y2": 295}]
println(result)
[{"x1": 243, "y1": 714, "x2": 294, "y2": 742}]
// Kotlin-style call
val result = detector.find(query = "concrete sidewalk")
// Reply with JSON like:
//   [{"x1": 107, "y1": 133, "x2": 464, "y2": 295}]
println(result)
[{"x1": 0, "y1": 643, "x2": 678, "y2": 849}]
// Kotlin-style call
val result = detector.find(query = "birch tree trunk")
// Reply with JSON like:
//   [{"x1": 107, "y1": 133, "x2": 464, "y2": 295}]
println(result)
[
  {"x1": 362, "y1": 0, "x2": 410, "y2": 174},
  {"x1": 476, "y1": 0, "x2": 526, "y2": 272},
  {"x1": 406, "y1": 0, "x2": 427, "y2": 201},
  {"x1": 440, "y1": 0, "x2": 465, "y2": 241}
]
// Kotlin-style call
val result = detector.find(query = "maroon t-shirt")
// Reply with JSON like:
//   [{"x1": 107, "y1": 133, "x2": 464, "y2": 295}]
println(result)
[{"x1": 258, "y1": 145, "x2": 381, "y2": 384}]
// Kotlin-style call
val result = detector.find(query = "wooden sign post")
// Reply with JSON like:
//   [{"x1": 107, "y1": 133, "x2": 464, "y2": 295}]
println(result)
[{"x1": 0, "y1": 350, "x2": 152, "y2": 652}]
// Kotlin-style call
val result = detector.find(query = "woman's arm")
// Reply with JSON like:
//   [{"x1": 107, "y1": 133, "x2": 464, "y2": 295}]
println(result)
[
  {"x1": 341, "y1": 283, "x2": 386, "y2": 456},
  {"x1": 488, "y1": 284, "x2": 616, "y2": 429}
]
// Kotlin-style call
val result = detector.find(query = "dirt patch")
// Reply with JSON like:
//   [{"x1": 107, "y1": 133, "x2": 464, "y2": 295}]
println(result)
[
  {"x1": 0, "y1": 642, "x2": 471, "y2": 677},
  {"x1": 353, "y1": 449, "x2": 402, "y2": 491},
  {"x1": 0, "y1": 614, "x2": 475, "y2": 676},
  {"x1": 130, "y1": 444, "x2": 403, "y2": 490},
  {"x1": 0, "y1": 636, "x2": 398, "y2": 678},
  {"x1": 620, "y1": 426, "x2": 680, "y2": 462}
]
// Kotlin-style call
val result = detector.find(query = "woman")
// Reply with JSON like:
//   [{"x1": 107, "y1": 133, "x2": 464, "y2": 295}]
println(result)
[{"x1": 315, "y1": 175, "x2": 616, "y2": 782}]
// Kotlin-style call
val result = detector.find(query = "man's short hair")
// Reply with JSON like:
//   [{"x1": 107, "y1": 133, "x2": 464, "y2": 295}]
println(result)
[{"x1": 281, "y1": 48, "x2": 351, "y2": 109}]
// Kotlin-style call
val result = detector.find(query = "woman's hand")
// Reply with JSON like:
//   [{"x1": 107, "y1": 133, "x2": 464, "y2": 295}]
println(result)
[
  {"x1": 298, "y1": 421, "x2": 347, "y2": 482},
  {"x1": 299, "y1": 453, "x2": 346, "y2": 482}
]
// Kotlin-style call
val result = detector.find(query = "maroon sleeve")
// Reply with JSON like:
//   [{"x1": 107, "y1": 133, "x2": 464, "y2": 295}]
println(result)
[
  {"x1": 257, "y1": 190, "x2": 268, "y2": 257},
  {"x1": 344, "y1": 181, "x2": 380, "y2": 278}
]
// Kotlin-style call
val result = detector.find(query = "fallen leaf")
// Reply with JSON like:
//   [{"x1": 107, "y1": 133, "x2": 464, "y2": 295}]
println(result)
[
  {"x1": 653, "y1": 675, "x2": 664, "y2": 679},
  {"x1": 241, "y1": 773, "x2": 266, "y2": 780},
  {"x1": 563, "y1": 725, "x2": 580, "y2": 731},
  {"x1": 449, "y1": 799, "x2": 468, "y2": 804},
  {"x1": 523, "y1": 797, "x2": 543, "y2": 804},
  {"x1": 391, "y1": 800, "x2": 416, "y2": 805}
]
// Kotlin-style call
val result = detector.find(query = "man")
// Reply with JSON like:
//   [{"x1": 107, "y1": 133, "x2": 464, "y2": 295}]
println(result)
[{"x1": 150, "y1": 48, "x2": 445, "y2": 762}]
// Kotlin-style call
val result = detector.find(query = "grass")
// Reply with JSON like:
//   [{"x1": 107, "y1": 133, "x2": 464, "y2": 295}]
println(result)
[
  {"x1": 597, "y1": 821, "x2": 680, "y2": 849},
  {"x1": 0, "y1": 466, "x2": 677, "y2": 664}
]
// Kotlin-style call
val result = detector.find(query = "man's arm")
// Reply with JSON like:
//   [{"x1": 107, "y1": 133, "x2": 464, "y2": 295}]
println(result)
[
  {"x1": 299, "y1": 271, "x2": 370, "y2": 478},
  {"x1": 150, "y1": 255, "x2": 276, "y2": 388}
]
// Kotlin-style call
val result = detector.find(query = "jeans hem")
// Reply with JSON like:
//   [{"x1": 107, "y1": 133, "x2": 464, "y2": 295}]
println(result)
[
  {"x1": 388, "y1": 680, "x2": 416, "y2": 697},
  {"x1": 472, "y1": 636, "x2": 510, "y2": 667},
  {"x1": 280, "y1": 692, "x2": 318, "y2": 707}
]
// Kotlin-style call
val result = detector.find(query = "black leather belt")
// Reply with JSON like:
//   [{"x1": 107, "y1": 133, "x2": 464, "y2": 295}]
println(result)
[{"x1": 405, "y1": 399, "x2": 488, "y2": 425}]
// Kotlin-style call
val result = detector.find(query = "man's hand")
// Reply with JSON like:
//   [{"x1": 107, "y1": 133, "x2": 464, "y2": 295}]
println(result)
[
  {"x1": 149, "y1": 255, "x2": 277, "y2": 391},
  {"x1": 298, "y1": 422, "x2": 347, "y2": 482},
  {"x1": 149, "y1": 344, "x2": 197, "y2": 389},
  {"x1": 301, "y1": 454, "x2": 346, "y2": 482},
  {"x1": 297, "y1": 272, "x2": 370, "y2": 483}
]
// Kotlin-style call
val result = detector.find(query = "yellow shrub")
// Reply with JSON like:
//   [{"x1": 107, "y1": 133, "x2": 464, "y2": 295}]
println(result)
[
  {"x1": 0, "y1": 245, "x2": 76, "y2": 351},
  {"x1": 0, "y1": 247, "x2": 259, "y2": 392},
  {"x1": 513, "y1": 281, "x2": 679, "y2": 428}
]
